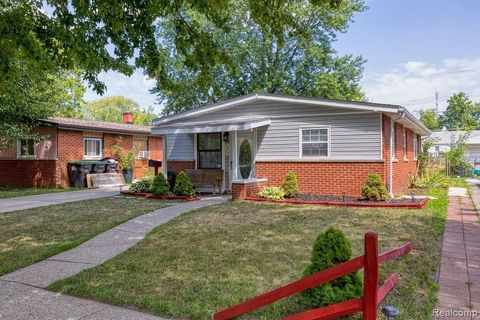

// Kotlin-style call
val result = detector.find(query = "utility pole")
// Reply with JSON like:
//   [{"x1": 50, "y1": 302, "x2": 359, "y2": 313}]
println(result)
[{"x1": 435, "y1": 91, "x2": 439, "y2": 110}]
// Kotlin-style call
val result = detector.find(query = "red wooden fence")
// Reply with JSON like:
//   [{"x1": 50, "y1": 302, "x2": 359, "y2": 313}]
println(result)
[{"x1": 213, "y1": 232, "x2": 412, "y2": 320}]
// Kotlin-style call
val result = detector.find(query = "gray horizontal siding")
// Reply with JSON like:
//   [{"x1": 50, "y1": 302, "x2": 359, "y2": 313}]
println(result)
[
  {"x1": 166, "y1": 133, "x2": 194, "y2": 160},
  {"x1": 161, "y1": 100, "x2": 382, "y2": 161},
  {"x1": 256, "y1": 113, "x2": 381, "y2": 160}
]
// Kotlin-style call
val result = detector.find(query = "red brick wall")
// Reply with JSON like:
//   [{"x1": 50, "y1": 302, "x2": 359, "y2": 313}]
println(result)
[
  {"x1": 0, "y1": 160, "x2": 59, "y2": 188},
  {"x1": 255, "y1": 161, "x2": 385, "y2": 197},
  {"x1": 168, "y1": 160, "x2": 195, "y2": 174},
  {"x1": 232, "y1": 180, "x2": 267, "y2": 200},
  {"x1": 57, "y1": 129, "x2": 84, "y2": 187}
]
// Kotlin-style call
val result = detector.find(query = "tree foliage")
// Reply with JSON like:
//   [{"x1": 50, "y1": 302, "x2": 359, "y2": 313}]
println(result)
[
  {"x1": 446, "y1": 133, "x2": 472, "y2": 176},
  {"x1": 441, "y1": 93, "x2": 480, "y2": 131},
  {"x1": 419, "y1": 108, "x2": 441, "y2": 131},
  {"x1": 83, "y1": 96, "x2": 156, "y2": 125},
  {"x1": 153, "y1": 0, "x2": 366, "y2": 114}
]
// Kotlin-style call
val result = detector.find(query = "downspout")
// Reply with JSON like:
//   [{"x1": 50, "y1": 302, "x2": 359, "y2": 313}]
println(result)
[{"x1": 389, "y1": 109, "x2": 405, "y2": 196}]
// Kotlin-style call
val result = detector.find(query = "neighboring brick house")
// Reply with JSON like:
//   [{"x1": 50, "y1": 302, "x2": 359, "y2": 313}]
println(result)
[
  {"x1": 0, "y1": 115, "x2": 163, "y2": 188},
  {"x1": 151, "y1": 93, "x2": 429, "y2": 199}
]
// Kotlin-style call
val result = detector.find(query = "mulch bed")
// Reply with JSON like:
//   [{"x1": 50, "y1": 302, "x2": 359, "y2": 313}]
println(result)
[
  {"x1": 244, "y1": 193, "x2": 428, "y2": 209},
  {"x1": 120, "y1": 191, "x2": 201, "y2": 202}
]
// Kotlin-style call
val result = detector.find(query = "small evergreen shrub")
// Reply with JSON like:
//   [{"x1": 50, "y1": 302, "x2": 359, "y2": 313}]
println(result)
[
  {"x1": 173, "y1": 171, "x2": 196, "y2": 197},
  {"x1": 257, "y1": 186, "x2": 285, "y2": 200},
  {"x1": 128, "y1": 176, "x2": 154, "y2": 193},
  {"x1": 302, "y1": 228, "x2": 362, "y2": 307},
  {"x1": 281, "y1": 171, "x2": 300, "y2": 198},
  {"x1": 151, "y1": 173, "x2": 170, "y2": 195},
  {"x1": 361, "y1": 173, "x2": 388, "y2": 201}
]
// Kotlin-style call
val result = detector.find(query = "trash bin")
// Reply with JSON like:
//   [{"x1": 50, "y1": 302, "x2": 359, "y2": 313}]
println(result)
[
  {"x1": 92, "y1": 161, "x2": 108, "y2": 173},
  {"x1": 101, "y1": 157, "x2": 119, "y2": 173},
  {"x1": 67, "y1": 162, "x2": 93, "y2": 187}
]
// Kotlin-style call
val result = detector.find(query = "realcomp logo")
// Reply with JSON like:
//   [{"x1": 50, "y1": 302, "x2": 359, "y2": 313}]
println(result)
[{"x1": 433, "y1": 309, "x2": 479, "y2": 318}]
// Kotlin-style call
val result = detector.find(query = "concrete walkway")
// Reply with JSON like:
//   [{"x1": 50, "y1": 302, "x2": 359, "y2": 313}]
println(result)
[
  {"x1": 0, "y1": 188, "x2": 120, "y2": 213},
  {"x1": 435, "y1": 185, "x2": 480, "y2": 319},
  {"x1": 0, "y1": 196, "x2": 228, "y2": 319}
]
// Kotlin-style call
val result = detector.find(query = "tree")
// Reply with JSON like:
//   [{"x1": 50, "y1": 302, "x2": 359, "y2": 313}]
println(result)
[
  {"x1": 152, "y1": 0, "x2": 366, "y2": 114},
  {"x1": 441, "y1": 93, "x2": 480, "y2": 130},
  {"x1": 419, "y1": 108, "x2": 441, "y2": 131},
  {"x1": 83, "y1": 96, "x2": 156, "y2": 125}
]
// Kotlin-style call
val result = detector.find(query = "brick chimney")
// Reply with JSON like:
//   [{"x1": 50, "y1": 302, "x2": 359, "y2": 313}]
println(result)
[{"x1": 122, "y1": 112, "x2": 133, "y2": 124}]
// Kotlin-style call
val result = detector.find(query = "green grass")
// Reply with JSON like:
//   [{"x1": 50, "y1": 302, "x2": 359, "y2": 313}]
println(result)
[
  {"x1": 49, "y1": 188, "x2": 448, "y2": 320},
  {"x1": 0, "y1": 197, "x2": 170, "y2": 275},
  {"x1": 0, "y1": 187, "x2": 82, "y2": 199}
]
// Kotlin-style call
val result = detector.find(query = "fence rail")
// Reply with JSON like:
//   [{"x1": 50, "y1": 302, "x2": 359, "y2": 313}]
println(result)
[{"x1": 213, "y1": 232, "x2": 412, "y2": 320}]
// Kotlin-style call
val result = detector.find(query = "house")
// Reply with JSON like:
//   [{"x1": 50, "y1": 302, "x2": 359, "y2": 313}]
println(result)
[
  {"x1": 428, "y1": 130, "x2": 480, "y2": 168},
  {"x1": 0, "y1": 113, "x2": 164, "y2": 188},
  {"x1": 151, "y1": 93, "x2": 430, "y2": 199}
]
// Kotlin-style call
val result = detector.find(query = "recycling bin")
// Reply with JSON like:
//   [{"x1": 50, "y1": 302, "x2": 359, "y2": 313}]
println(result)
[{"x1": 67, "y1": 162, "x2": 93, "y2": 187}]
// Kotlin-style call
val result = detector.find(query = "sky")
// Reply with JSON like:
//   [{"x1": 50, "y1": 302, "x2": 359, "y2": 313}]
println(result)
[{"x1": 84, "y1": 0, "x2": 480, "y2": 115}]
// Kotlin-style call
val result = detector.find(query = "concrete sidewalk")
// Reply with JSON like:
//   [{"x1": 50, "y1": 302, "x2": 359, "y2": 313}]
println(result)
[
  {"x1": 0, "y1": 196, "x2": 228, "y2": 319},
  {"x1": 435, "y1": 185, "x2": 480, "y2": 319},
  {"x1": 0, "y1": 188, "x2": 120, "y2": 213}
]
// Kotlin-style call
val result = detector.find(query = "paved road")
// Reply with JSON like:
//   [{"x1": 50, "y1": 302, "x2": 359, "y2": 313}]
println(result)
[
  {"x1": 0, "y1": 196, "x2": 229, "y2": 320},
  {"x1": 0, "y1": 188, "x2": 120, "y2": 213}
]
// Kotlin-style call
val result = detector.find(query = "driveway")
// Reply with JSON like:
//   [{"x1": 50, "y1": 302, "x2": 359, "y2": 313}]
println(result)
[{"x1": 0, "y1": 188, "x2": 120, "y2": 213}]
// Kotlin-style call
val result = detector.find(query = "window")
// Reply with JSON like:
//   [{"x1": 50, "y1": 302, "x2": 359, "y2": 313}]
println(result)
[
  {"x1": 435, "y1": 145, "x2": 440, "y2": 152},
  {"x1": 197, "y1": 133, "x2": 222, "y2": 169},
  {"x1": 413, "y1": 134, "x2": 418, "y2": 160},
  {"x1": 238, "y1": 139, "x2": 253, "y2": 179},
  {"x1": 403, "y1": 128, "x2": 407, "y2": 159},
  {"x1": 300, "y1": 128, "x2": 329, "y2": 157},
  {"x1": 18, "y1": 139, "x2": 35, "y2": 157},
  {"x1": 83, "y1": 138, "x2": 102, "y2": 159},
  {"x1": 133, "y1": 140, "x2": 149, "y2": 158}
]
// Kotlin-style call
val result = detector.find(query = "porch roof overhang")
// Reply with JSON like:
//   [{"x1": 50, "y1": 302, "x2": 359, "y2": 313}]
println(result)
[{"x1": 151, "y1": 118, "x2": 271, "y2": 135}]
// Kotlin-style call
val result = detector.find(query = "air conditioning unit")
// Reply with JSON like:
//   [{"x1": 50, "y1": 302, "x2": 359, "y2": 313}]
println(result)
[{"x1": 138, "y1": 151, "x2": 150, "y2": 159}]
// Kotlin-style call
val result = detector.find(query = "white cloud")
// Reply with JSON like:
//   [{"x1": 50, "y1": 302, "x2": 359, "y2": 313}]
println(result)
[
  {"x1": 363, "y1": 57, "x2": 480, "y2": 113},
  {"x1": 84, "y1": 70, "x2": 162, "y2": 113}
]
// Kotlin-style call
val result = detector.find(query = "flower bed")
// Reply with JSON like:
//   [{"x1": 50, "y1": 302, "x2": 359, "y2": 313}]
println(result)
[
  {"x1": 120, "y1": 191, "x2": 201, "y2": 201},
  {"x1": 244, "y1": 193, "x2": 428, "y2": 209}
]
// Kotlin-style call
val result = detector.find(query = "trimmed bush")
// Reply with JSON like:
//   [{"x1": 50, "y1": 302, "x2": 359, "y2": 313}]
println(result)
[
  {"x1": 302, "y1": 228, "x2": 362, "y2": 307},
  {"x1": 257, "y1": 186, "x2": 285, "y2": 200},
  {"x1": 128, "y1": 176, "x2": 154, "y2": 193},
  {"x1": 281, "y1": 171, "x2": 300, "y2": 198},
  {"x1": 151, "y1": 173, "x2": 170, "y2": 195},
  {"x1": 173, "y1": 171, "x2": 196, "y2": 197},
  {"x1": 361, "y1": 173, "x2": 388, "y2": 201}
]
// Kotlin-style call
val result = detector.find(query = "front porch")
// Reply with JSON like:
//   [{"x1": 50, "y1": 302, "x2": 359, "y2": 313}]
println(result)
[{"x1": 153, "y1": 118, "x2": 271, "y2": 194}]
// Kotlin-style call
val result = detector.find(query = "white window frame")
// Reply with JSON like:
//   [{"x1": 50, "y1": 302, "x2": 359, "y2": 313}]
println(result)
[
  {"x1": 403, "y1": 128, "x2": 407, "y2": 159},
  {"x1": 17, "y1": 139, "x2": 36, "y2": 158},
  {"x1": 391, "y1": 123, "x2": 396, "y2": 160},
  {"x1": 83, "y1": 137, "x2": 103, "y2": 159},
  {"x1": 299, "y1": 127, "x2": 330, "y2": 158},
  {"x1": 413, "y1": 134, "x2": 418, "y2": 160}
]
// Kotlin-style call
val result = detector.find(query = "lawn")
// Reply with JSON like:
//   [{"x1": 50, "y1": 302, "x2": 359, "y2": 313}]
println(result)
[
  {"x1": 0, "y1": 186, "x2": 81, "y2": 199},
  {"x1": 50, "y1": 188, "x2": 448, "y2": 320},
  {"x1": 0, "y1": 197, "x2": 170, "y2": 275}
]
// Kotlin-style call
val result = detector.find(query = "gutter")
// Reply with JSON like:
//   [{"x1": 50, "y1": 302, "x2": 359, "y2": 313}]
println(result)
[{"x1": 389, "y1": 110, "x2": 405, "y2": 197}]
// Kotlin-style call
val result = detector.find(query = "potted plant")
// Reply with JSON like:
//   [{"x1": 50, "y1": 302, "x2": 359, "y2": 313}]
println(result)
[{"x1": 111, "y1": 140, "x2": 136, "y2": 183}]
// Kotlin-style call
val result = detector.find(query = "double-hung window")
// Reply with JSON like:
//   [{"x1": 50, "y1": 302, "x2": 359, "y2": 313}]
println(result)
[
  {"x1": 403, "y1": 128, "x2": 407, "y2": 159},
  {"x1": 83, "y1": 138, "x2": 103, "y2": 159},
  {"x1": 197, "y1": 133, "x2": 222, "y2": 169},
  {"x1": 17, "y1": 139, "x2": 35, "y2": 158},
  {"x1": 300, "y1": 128, "x2": 329, "y2": 157},
  {"x1": 413, "y1": 134, "x2": 418, "y2": 160}
]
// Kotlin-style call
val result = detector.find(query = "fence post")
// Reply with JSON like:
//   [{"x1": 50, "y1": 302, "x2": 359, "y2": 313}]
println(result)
[{"x1": 362, "y1": 232, "x2": 379, "y2": 320}]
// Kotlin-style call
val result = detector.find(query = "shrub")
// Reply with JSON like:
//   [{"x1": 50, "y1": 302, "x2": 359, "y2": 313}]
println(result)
[
  {"x1": 173, "y1": 171, "x2": 196, "y2": 197},
  {"x1": 281, "y1": 171, "x2": 300, "y2": 198},
  {"x1": 414, "y1": 170, "x2": 448, "y2": 188},
  {"x1": 151, "y1": 173, "x2": 170, "y2": 195},
  {"x1": 302, "y1": 228, "x2": 362, "y2": 307},
  {"x1": 361, "y1": 173, "x2": 388, "y2": 201},
  {"x1": 257, "y1": 186, "x2": 285, "y2": 200},
  {"x1": 128, "y1": 176, "x2": 154, "y2": 193}
]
